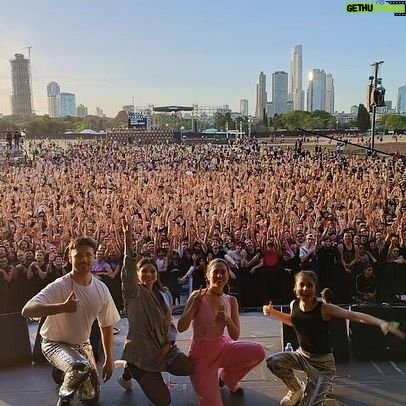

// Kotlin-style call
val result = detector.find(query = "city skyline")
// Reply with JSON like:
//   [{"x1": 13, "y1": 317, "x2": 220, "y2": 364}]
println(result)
[{"x1": 1, "y1": 0, "x2": 406, "y2": 117}]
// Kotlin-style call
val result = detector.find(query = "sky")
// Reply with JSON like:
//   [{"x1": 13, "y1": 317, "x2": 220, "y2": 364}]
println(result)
[{"x1": 0, "y1": 0, "x2": 405, "y2": 117}]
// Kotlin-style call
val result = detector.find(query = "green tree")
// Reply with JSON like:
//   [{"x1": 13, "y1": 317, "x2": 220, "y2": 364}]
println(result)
[
  {"x1": 282, "y1": 110, "x2": 309, "y2": 130},
  {"x1": 356, "y1": 104, "x2": 370, "y2": 132},
  {"x1": 380, "y1": 114, "x2": 406, "y2": 131}
]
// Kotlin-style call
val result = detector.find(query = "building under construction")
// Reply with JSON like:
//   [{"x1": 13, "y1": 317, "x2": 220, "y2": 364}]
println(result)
[{"x1": 10, "y1": 53, "x2": 32, "y2": 117}]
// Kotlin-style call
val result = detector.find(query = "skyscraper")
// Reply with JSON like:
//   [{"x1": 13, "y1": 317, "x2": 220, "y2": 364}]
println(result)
[
  {"x1": 325, "y1": 74, "x2": 335, "y2": 114},
  {"x1": 59, "y1": 92, "x2": 76, "y2": 116},
  {"x1": 289, "y1": 45, "x2": 304, "y2": 111},
  {"x1": 240, "y1": 99, "x2": 248, "y2": 117},
  {"x1": 77, "y1": 104, "x2": 88, "y2": 117},
  {"x1": 307, "y1": 69, "x2": 326, "y2": 112},
  {"x1": 47, "y1": 81, "x2": 60, "y2": 117},
  {"x1": 255, "y1": 71, "x2": 267, "y2": 120},
  {"x1": 10, "y1": 53, "x2": 33, "y2": 117},
  {"x1": 398, "y1": 85, "x2": 406, "y2": 113},
  {"x1": 272, "y1": 71, "x2": 288, "y2": 115}
]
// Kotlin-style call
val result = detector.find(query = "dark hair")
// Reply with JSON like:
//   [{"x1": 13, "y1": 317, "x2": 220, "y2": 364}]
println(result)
[
  {"x1": 136, "y1": 258, "x2": 167, "y2": 293},
  {"x1": 294, "y1": 271, "x2": 319, "y2": 296},
  {"x1": 320, "y1": 287, "x2": 333, "y2": 303},
  {"x1": 69, "y1": 236, "x2": 97, "y2": 253},
  {"x1": 206, "y1": 258, "x2": 230, "y2": 283}
]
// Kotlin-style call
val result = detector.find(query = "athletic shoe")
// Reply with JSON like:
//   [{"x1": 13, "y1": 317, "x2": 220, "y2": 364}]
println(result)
[
  {"x1": 117, "y1": 375, "x2": 132, "y2": 390},
  {"x1": 56, "y1": 397, "x2": 71, "y2": 406},
  {"x1": 280, "y1": 381, "x2": 305, "y2": 405}
]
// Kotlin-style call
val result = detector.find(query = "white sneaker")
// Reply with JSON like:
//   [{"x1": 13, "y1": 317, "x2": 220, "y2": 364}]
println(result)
[
  {"x1": 117, "y1": 375, "x2": 132, "y2": 390},
  {"x1": 280, "y1": 381, "x2": 305, "y2": 405}
]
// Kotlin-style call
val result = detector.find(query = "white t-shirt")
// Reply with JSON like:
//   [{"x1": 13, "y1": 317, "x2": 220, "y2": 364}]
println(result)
[{"x1": 33, "y1": 273, "x2": 120, "y2": 345}]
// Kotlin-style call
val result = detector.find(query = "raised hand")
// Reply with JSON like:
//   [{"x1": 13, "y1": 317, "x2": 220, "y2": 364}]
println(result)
[
  {"x1": 121, "y1": 215, "x2": 131, "y2": 238},
  {"x1": 63, "y1": 290, "x2": 78, "y2": 313},
  {"x1": 216, "y1": 303, "x2": 229, "y2": 323},
  {"x1": 263, "y1": 301, "x2": 274, "y2": 316},
  {"x1": 190, "y1": 287, "x2": 207, "y2": 315}
]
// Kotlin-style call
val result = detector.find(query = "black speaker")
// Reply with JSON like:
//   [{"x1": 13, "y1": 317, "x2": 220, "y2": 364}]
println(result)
[
  {"x1": 329, "y1": 318, "x2": 350, "y2": 362},
  {"x1": 0, "y1": 312, "x2": 32, "y2": 367},
  {"x1": 350, "y1": 305, "x2": 406, "y2": 360},
  {"x1": 32, "y1": 317, "x2": 47, "y2": 364}
]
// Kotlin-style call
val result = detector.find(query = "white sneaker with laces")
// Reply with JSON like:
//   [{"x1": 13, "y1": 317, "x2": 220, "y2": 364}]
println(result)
[
  {"x1": 280, "y1": 381, "x2": 305, "y2": 405},
  {"x1": 117, "y1": 375, "x2": 132, "y2": 390}
]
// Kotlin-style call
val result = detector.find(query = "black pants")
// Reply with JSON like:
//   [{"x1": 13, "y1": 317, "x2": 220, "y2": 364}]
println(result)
[{"x1": 123, "y1": 353, "x2": 192, "y2": 406}]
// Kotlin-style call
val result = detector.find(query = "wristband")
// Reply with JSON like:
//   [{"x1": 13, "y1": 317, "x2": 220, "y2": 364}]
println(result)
[{"x1": 380, "y1": 321, "x2": 400, "y2": 335}]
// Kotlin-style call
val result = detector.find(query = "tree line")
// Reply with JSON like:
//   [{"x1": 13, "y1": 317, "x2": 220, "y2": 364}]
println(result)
[{"x1": 0, "y1": 105, "x2": 405, "y2": 138}]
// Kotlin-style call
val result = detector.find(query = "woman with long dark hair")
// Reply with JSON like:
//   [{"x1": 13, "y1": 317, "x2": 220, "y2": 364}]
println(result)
[{"x1": 117, "y1": 217, "x2": 192, "y2": 406}]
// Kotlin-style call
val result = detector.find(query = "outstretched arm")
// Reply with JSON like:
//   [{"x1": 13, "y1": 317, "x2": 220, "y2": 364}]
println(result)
[
  {"x1": 322, "y1": 303, "x2": 405, "y2": 339},
  {"x1": 263, "y1": 301, "x2": 293, "y2": 327}
]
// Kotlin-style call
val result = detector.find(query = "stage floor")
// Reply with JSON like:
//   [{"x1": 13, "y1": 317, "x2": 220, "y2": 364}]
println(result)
[{"x1": 1, "y1": 313, "x2": 406, "y2": 405}]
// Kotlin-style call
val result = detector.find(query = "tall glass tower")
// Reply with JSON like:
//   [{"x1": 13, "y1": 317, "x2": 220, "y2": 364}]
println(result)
[
  {"x1": 255, "y1": 71, "x2": 267, "y2": 120},
  {"x1": 307, "y1": 69, "x2": 326, "y2": 112},
  {"x1": 289, "y1": 45, "x2": 304, "y2": 111},
  {"x1": 272, "y1": 71, "x2": 288, "y2": 115},
  {"x1": 47, "y1": 81, "x2": 60, "y2": 117},
  {"x1": 59, "y1": 92, "x2": 76, "y2": 117},
  {"x1": 325, "y1": 74, "x2": 335, "y2": 114},
  {"x1": 10, "y1": 53, "x2": 33, "y2": 117},
  {"x1": 397, "y1": 85, "x2": 406, "y2": 113}
]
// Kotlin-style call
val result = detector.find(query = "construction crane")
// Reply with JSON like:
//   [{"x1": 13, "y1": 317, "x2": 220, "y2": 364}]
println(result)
[{"x1": 18, "y1": 45, "x2": 32, "y2": 61}]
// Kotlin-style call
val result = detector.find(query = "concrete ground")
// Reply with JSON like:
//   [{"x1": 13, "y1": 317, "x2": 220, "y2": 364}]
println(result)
[{"x1": 1, "y1": 312, "x2": 406, "y2": 406}]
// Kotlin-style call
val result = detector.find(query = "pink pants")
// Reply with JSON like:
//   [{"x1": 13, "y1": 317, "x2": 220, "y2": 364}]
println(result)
[{"x1": 188, "y1": 335, "x2": 265, "y2": 406}]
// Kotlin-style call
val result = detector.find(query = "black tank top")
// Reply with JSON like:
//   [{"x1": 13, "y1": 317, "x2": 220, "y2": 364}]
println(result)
[
  {"x1": 291, "y1": 300, "x2": 332, "y2": 355},
  {"x1": 342, "y1": 244, "x2": 355, "y2": 265}
]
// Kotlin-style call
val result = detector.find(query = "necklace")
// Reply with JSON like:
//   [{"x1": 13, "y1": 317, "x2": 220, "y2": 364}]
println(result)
[{"x1": 209, "y1": 287, "x2": 223, "y2": 296}]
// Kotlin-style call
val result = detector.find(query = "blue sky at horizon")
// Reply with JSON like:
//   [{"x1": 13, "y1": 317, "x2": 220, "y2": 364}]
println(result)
[{"x1": 0, "y1": 0, "x2": 405, "y2": 117}]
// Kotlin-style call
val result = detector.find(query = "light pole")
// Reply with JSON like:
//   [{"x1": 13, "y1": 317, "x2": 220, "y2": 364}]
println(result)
[{"x1": 369, "y1": 61, "x2": 385, "y2": 150}]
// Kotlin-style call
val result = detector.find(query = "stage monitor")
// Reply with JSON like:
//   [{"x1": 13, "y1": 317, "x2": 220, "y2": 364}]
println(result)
[{"x1": 128, "y1": 113, "x2": 148, "y2": 129}]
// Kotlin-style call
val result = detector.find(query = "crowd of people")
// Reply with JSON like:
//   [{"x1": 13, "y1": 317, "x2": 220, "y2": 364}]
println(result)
[
  {"x1": 1, "y1": 138, "x2": 406, "y2": 314},
  {"x1": 0, "y1": 137, "x2": 405, "y2": 405}
]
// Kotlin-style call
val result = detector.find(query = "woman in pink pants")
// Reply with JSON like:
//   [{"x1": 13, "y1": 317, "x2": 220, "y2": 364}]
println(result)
[{"x1": 178, "y1": 258, "x2": 265, "y2": 405}]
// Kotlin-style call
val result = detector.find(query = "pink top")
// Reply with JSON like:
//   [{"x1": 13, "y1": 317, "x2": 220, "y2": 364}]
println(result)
[{"x1": 192, "y1": 294, "x2": 232, "y2": 341}]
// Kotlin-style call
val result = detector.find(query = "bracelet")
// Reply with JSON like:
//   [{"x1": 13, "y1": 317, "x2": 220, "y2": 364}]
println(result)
[{"x1": 380, "y1": 321, "x2": 400, "y2": 335}]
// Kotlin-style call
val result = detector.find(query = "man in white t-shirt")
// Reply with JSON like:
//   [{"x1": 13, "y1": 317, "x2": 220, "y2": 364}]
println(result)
[{"x1": 22, "y1": 236, "x2": 120, "y2": 406}]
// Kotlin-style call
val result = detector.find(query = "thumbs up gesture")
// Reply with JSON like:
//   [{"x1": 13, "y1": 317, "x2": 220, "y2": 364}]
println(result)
[
  {"x1": 263, "y1": 301, "x2": 273, "y2": 316},
  {"x1": 216, "y1": 303, "x2": 228, "y2": 323},
  {"x1": 63, "y1": 290, "x2": 78, "y2": 313}
]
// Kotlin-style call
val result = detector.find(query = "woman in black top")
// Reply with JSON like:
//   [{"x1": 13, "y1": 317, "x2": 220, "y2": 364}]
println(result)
[{"x1": 263, "y1": 271, "x2": 405, "y2": 406}]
